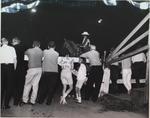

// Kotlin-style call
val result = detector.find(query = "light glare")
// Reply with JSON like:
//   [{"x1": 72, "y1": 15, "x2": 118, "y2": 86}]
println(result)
[{"x1": 31, "y1": 8, "x2": 36, "y2": 13}]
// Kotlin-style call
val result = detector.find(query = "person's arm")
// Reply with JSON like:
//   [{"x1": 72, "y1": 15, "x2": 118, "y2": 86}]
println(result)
[
  {"x1": 143, "y1": 53, "x2": 146, "y2": 63},
  {"x1": 72, "y1": 69, "x2": 78, "y2": 76},
  {"x1": 58, "y1": 57, "x2": 64, "y2": 66},
  {"x1": 42, "y1": 50, "x2": 44, "y2": 61},
  {"x1": 80, "y1": 52, "x2": 88, "y2": 58},
  {"x1": 12, "y1": 47, "x2": 17, "y2": 70},
  {"x1": 71, "y1": 59, "x2": 74, "y2": 70}
]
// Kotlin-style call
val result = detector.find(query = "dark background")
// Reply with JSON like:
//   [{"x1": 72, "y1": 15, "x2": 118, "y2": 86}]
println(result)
[{"x1": 1, "y1": 1, "x2": 149, "y2": 55}]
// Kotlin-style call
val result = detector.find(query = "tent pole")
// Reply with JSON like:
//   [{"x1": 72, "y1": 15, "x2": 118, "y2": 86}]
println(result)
[
  {"x1": 112, "y1": 30, "x2": 149, "y2": 58},
  {"x1": 109, "y1": 45, "x2": 149, "y2": 64},
  {"x1": 107, "y1": 13, "x2": 150, "y2": 61}
]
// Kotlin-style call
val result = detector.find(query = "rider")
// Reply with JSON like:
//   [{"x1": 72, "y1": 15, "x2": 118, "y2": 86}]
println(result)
[{"x1": 81, "y1": 31, "x2": 91, "y2": 52}]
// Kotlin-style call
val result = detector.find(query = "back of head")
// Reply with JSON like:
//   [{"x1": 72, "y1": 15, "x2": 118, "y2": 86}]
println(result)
[
  {"x1": 90, "y1": 45, "x2": 96, "y2": 50},
  {"x1": 80, "y1": 57, "x2": 86, "y2": 64},
  {"x1": 33, "y1": 41, "x2": 40, "y2": 48},
  {"x1": 1, "y1": 37, "x2": 8, "y2": 45},
  {"x1": 48, "y1": 41, "x2": 55, "y2": 49},
  {"x1": 12, "y1": 37, "x2": 21, "y2": 45}
]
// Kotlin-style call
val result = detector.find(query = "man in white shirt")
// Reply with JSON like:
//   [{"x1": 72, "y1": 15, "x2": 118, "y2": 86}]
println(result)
[
  {"x1": 80, "y1": 45, "x2": 103, "y2": 102},
  {"x1": 110, "y1": 62, "x2": 120, "y2": 93},
  {"x1": 131, "y1": 52, "x2": 146, "y2": 87},
  {"x1": 121, "y1": 57, "x2": 132, "y2": 94},
  {"x1": 0, "y1": 37, "x2": 17, "y2": 109}
]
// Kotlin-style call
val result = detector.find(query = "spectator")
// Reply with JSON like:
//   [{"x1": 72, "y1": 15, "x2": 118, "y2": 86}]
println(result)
[
  {"x1": 22, "y1": 41, "x2": 43, "y2": 105},
  {"x1": 121, "y1": 57, "x2": 132, "y2": 95},
  {"x1": 0, "y1": 37, "x2": 17, "y2": 109},
  {"x1": 12, "y1": 37, "x2": 26, "y2": 106},
  {"x1": 131, "y1": 52, "x2": 146, "y2": 87},
  {"x1": 37, "y1": 41, "x2": 59, "y2": 105},
  {"x1": 80, "y1": 45, "x2": 103, "y2": 102},
  {"x1": 59, "y1": 54, "x2": 73, "y2": 104},
  {"x1": 72, "y1": 57, "x2": 87, "y2": 104}
]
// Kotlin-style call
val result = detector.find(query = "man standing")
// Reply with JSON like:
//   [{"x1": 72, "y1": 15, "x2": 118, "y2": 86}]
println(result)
[
  {"x1": 22, "y1": 41, "x2": 43, "y2": 105},
  {"x1": 81, "y1": 31, "x2": 91, "y2": 52},
  {"x1": 110, "y1": 62, "x2": 120, "y2": 93},
  {"x1": 131, "y1": 52, "x2": 146, "y2": 87},
  {"x1": 81, "y1": 31, "x2": 90, "y2": 48},
  {"x1": 80, "y1": 45, "x2": 103, "y2": 102},
  {"x1": 0, "y1": 38, "x2": 17, "y2": 109},
  {"x1": 121, "y1": 57, "x2": 132, "y2": 95},
  {"x1": 12, "y1": 37, "x2": 26, "y2": 105},
  {"x1": 37, "y1": 41, "x2": 59, "y2": 105}
]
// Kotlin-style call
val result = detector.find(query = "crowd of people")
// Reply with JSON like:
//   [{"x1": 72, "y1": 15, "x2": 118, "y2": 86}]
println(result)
[{"x1": 0, "y1": 31, "x2": 147, "y2": 109}]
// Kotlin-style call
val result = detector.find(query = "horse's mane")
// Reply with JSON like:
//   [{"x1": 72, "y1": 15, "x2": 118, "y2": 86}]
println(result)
[{"x1": 63, "y1": 39, "x2": 80, "y2": 57}]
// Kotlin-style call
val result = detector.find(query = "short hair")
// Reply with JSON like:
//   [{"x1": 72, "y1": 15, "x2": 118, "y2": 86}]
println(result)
[
  {"x1": 1, "y1": 37, "x2": 8, "y2": 43},
  {"x1": 48, "y1": 41, "x2": 55, "y2": 48},
  {"x1": 80, "y1": 57, "x2": 86, "y2": 63},
  {"x1": 12, "y1": 37, "x2": 21, "y2": 43},
  {"x1": 90, "y1": 45, "x2": 96, "y2": 50},
  {"x1": 33, "y1": 41, "x2": 40, "y2": 47}
]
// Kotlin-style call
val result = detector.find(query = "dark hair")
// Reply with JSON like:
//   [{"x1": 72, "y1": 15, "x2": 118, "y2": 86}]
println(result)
[
  {"x1": 48, "y1": 41, "x2": 55, "y2": 48},
  {"x1": 13, "y1": 37, "x2": 21, "y2": 43},
  {"x1": 33, "y1": 41, "x2": 40, "y2": 47},
  {"x1": 80, "y1": 57, "x2": 86, "y2": 64}
]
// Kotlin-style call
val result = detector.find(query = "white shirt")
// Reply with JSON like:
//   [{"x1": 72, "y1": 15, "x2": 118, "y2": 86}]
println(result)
[
  {"x1": 131, "y1": 53, "x2": 146, "y2": 63},
  {"x1": 80, "y1": 50, "x2": 102, "y2": 66},
  {"x1": 122, "y1": 58, "x2": 131, "y2": 69},
  {"x1": 0, "y1": 44, "x2": 17, "y2": 64},
  {"x1": 59, "y1": 57, "x2": 73, "y2": 70},
  {"x1": 77, "y1": 63, "x2": 87, "y2": 80}
]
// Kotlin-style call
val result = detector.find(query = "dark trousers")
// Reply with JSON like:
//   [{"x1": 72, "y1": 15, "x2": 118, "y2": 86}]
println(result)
[
  {"x1": 13, "y1": 65, "x2": 26, "y2": 104},
  {"x1": 69, "y1": 74, "x2": 77, "y2": 96},
  {"x1": 132, "y1": 62, "x2": 146, "y2": 87},
  {"x1": 1, "y1": 64, "x2": 14, "y2": 107},
  {"x1": 110, "y1": 65, "x2": 120, "y2": 93},
  {"x1": 85, "y1": 66, "x2": 103, "y2": 102},
  {"x1": 37, "y1": 72, "x2": 58, "y2": 104}
]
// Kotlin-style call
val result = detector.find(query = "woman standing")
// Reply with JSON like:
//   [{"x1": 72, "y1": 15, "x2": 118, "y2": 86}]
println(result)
[
  {"x1": 59, "y1": 54, "x2": 74, "y2": 104},
  {"x1": 72, "y1": 57, "x2": 87, "y2": 103}
]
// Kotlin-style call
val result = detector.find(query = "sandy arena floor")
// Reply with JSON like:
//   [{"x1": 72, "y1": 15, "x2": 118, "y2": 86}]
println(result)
[{"x1": 1, "y1": 94, "x2": 148, "y2": 118}]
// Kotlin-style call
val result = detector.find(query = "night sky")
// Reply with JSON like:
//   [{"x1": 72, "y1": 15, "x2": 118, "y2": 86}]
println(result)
[{"x1": 1, "y1": 1, "x2": 149, "y2": 55}]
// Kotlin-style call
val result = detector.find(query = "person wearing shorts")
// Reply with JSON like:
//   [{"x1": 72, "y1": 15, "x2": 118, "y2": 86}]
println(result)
[
  {"x1": 73, "y1": 57, "x2": 87, "y2": 104},
  {"x1": 59, "y1": 54, "x2": 73, "y2": 104}
]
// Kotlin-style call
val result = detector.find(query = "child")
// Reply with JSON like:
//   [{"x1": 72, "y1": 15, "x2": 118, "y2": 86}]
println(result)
[
  {"x1": 72, "y1": 57, "x2": 87, "y2": 103},
  {"x1": 58, "y1": 54, "x2": 74, "y2": 104}
]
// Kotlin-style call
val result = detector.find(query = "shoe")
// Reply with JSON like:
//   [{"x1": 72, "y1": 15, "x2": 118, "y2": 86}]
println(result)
[
  {"x1": 62, "y1": 99, "x2": 67, "y2": 105},
  {"x1": 36, "y1": 100, "x2": 44, "y2": 104},
  {"x1": 19, "y1": 101, "x2": 27, "y2": 106},
  {"x1": 76, "y1": 100, "x2": 82, "y2": 104},
  {"x1": 46, "y1": 101, "x2": 52, "y2": 105}
]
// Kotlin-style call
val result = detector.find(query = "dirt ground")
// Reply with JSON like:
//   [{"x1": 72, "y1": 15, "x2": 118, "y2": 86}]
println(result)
[{"x1": 1, "y1": 94, "x2": 148, "y2": 118}]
